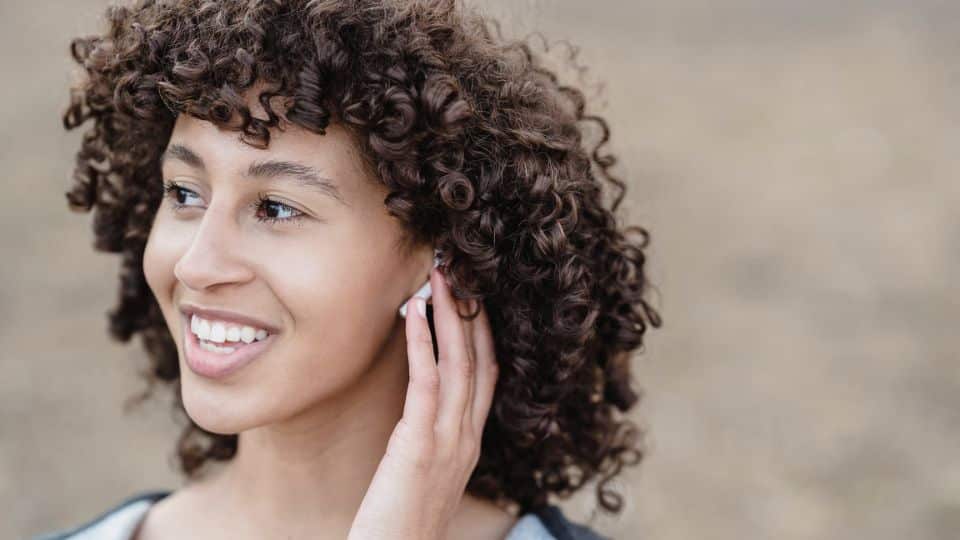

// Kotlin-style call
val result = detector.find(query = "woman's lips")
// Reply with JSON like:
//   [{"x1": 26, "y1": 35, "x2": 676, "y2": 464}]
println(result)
[{"x1": 183, "y1": 317, "x2": 274, "y2": 379}]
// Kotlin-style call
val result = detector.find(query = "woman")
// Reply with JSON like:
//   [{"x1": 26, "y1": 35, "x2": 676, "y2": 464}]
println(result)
[{"x1": 43, "y1": 0, "x2": 661, "y2": 538}]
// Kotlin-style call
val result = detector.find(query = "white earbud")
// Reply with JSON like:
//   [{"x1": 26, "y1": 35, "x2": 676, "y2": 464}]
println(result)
[{"x1": 398, "y1": 248, "x2": 442, "y2": 318}]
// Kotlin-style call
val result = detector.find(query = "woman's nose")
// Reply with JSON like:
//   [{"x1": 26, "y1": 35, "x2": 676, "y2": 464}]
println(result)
[{"x1": 173, "y1": 205, "x2": 255, "y2": 291}]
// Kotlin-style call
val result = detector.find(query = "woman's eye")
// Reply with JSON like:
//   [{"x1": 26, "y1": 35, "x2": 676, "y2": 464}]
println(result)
[
  {"x1": 163, "y1": 182, "x2": 306, "y2": 223},
  {"x1": 163, "y1": 181, "x2": 203, "y2": 207},
  {"x1": 253, "y1": 194, "x2": 306, "y2": 225}
]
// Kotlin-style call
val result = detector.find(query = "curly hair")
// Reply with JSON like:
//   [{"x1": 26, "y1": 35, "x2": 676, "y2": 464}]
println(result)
[{"x1": 62, "y1": 0, "x2": 662, "y2": 516}]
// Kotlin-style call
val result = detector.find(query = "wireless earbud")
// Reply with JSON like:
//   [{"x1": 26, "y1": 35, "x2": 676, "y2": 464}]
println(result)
[{"x1": 398, "y1": 248, "x2": 442, "y2": 318}]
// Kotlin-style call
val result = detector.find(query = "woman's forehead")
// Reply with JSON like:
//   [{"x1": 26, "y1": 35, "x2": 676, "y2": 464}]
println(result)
[{"x1": 166, "y1": 112, "x2": 346, "y2": 161}]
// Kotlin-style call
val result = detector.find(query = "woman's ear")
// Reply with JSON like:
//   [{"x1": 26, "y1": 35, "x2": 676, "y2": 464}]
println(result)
[{"x1": 398, "y1": 246, "x2": 441, "y2": 318}]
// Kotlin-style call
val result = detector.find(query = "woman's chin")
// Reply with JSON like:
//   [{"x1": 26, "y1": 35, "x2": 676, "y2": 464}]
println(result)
[{"x1": 180, "y1": 383, "x2": 259, "y2": 435}]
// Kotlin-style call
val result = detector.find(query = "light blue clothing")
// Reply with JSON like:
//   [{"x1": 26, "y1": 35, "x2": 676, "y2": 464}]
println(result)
[{"x1": 35, "y1": 490, "x2": 611, "y2": 539}]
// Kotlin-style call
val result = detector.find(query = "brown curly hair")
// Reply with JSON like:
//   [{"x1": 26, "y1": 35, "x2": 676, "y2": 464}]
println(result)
[{"x1": 62, "y1": 0, "x2": 662, "y2": 516}]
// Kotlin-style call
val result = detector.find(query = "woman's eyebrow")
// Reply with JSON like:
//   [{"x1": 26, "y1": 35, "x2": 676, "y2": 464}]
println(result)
[{"x1": 160, "y1": 143, "x2": 348, "y2": 206}]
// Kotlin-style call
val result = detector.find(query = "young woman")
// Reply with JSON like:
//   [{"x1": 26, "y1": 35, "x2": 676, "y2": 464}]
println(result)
[{"x1": 43, "y1": 0, "x2": 661, "y2": 538}]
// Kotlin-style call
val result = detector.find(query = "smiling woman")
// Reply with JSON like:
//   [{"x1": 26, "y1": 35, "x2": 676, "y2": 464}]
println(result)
[
  {"x1": 144, "y1": 98, "x2": 438, "y2": 439},
  {"x1": 44, "y1": 1, "x2": 661, "y2": 539}
]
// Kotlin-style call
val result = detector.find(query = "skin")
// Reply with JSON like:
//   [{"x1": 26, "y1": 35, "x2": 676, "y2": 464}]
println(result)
[{"x1": 137, "y1": 83, "x2": 515, "y2": 539}]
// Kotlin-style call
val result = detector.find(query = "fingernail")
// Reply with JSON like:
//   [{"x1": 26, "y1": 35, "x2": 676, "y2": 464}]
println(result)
[{"x1": 415, "y1": 297, "x2": 427, "y2": 318}]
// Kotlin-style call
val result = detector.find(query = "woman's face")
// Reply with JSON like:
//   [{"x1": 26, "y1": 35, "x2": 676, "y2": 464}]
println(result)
[{"x1": 143, "y1": 100, "x2": 430, "y2": 434}]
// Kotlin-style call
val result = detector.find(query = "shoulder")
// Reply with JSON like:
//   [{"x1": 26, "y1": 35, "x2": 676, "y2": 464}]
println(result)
[
  {"x1": 506, "y1": 505, "x2": 612, "y2": 540},
  {"x1": 33, "y1": 490, "x2": 172, "y2": 540}
]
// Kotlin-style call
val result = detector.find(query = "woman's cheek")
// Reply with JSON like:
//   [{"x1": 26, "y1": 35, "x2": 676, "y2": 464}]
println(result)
[
  {"x1": 263, "y1": 243, "x2": 367, "y2": 352},
  {"x1": 143, "y1": 214, "x2": 188, "y2": 317}
]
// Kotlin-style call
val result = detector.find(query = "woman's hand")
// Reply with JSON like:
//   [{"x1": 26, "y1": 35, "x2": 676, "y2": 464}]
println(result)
[{"x1": 347, "y1": 266, "x2": 500, "y2": 540}]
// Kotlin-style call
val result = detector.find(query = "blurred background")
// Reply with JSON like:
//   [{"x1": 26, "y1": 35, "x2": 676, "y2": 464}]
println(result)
[{"x1": 2, "y1": 1, "x2": 957, "y2": 538}]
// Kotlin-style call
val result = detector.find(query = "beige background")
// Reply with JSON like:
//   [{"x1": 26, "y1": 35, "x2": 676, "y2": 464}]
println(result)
[{"x1": 3, "y1": 1, "x2": 957, "y2": 539}]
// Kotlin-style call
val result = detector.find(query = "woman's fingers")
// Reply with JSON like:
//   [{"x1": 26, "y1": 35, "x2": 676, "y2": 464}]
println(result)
[
  {"x1": 431, "y1": 266, "x2": 474, "y2": 439},
  {"x1": 405, "y1": 263, "x2": 498, "y2": 451},
  {"x1": 459, "y1": 298, "x2": 478, "y2": 421},
  {"x1": 402, "y1": 296, "x2": 440, "y2": 435},
  {"x1": 469, "y1": 301, "x2": 498, "y2": 436}
]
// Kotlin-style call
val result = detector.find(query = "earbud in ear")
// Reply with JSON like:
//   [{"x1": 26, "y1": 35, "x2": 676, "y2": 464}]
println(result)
[{"x1": 398, "y1": 249, "x2": 442, "y2": 318}]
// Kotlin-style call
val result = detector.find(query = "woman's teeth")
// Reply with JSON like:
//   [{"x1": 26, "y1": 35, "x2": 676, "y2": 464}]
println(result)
[
  {"x1": 190, "y1": 314, "x2": 269, "y2": 354},
  {"x1": 199, "y1": 341, "x2": 237, "y2": 354}
]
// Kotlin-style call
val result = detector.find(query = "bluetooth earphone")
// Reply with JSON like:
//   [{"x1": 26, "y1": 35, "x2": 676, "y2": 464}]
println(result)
[{"x1": 398, "y1": 248, "x2": 442, "y2": 318}]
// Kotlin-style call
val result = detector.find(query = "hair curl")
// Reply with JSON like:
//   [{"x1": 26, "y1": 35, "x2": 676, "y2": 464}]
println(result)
[{"x1": 62, "y1": 0, "x2": 662, "y2": 516}]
